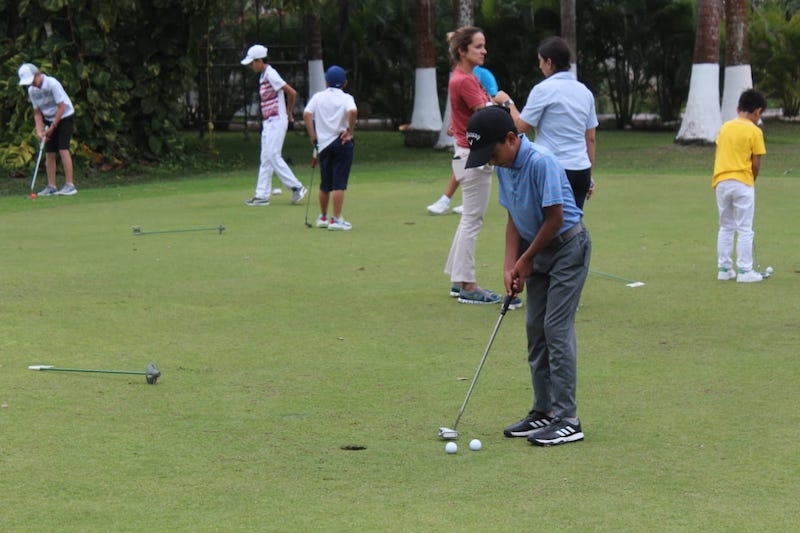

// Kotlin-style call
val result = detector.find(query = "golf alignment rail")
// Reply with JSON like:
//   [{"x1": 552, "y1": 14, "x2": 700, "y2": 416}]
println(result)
[{"x1": 450, "y1": 294, "x2": 514, "y2": 432}]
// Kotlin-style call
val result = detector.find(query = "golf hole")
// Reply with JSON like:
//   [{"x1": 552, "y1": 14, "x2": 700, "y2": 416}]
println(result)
[{"x1": 340, "y1": 445, "x2": 367, "y2": 451}]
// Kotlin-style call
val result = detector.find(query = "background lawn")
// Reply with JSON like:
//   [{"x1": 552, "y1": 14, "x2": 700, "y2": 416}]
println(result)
[{"x1": 1, "y1": 124, "x2": 799, "y2": 531}]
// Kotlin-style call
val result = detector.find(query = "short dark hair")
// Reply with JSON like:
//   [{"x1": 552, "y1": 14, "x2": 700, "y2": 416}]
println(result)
[
  {"x1": 537, "y1": 36, "x2": 572, "y2": 72},
  {"x1": 738, "y1": 88, "x2": 767, "y2": 113}
]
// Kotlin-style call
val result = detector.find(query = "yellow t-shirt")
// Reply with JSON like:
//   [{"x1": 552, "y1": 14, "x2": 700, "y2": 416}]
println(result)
[{"x1": 712, "y1": 118, "x2": 766, "y2": 188}]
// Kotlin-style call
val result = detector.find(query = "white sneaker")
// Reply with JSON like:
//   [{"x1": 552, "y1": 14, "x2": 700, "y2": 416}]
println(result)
[
  {"x1": 56, "y1": 183, "x2": 78, "y2": 196},
  {"x1": 717, "y1": 268, "x2": 736, "y2": 281},
  {"x1": 737, "y1": 269, "x2": 763, "y2": 283},
  {"x1": 291, "y1": 186, "x2": 308, "y2": 204},
  {"x1": 452, "y1": 205, "x2": 463, "y2": 215},
  {"x1": 245, "y1": 196, "x2": 270, "y2": 206},
  {"x1": 427, "y1": 196, "x2": 450, "y2": 215},
  {"x1": 272, "y1": 188, "x2": 283, "y2": 196},
  {"x1": 316, "y1": 214, "x2": 329, "y2": 228},
  {"x1": 328, "y1": 217, "x2": 352, "y2": 231}
]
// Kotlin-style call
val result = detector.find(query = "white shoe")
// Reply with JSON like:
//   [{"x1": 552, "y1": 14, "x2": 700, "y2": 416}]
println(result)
[
  {"x1": 328, "y1": 217, "x2": 352, "y2": 231},
  {"x1": 427, "y1": 196, "x2": 450, "y2": 215},
  {"x1": 291, "y1": 186, "x2": 308, "y2": 204},
  {"x1": 452, "y1": 205, "x2": 463, "y2": 215},
  {"x1": 56, "y1": 184, "x2": 78, "y2": 196},
  {"x1": 737, "y1": 269, "x2": 763, "y2": 283},
  {"x1": 717, "y1": 268, "x2": 736, "y2": 281},
  {"x1": 272, "y1": 188, "x2": 283, "y2": 195},
  {"x1": 316, "y1": 214, "x2": 329, "y2": 228}
]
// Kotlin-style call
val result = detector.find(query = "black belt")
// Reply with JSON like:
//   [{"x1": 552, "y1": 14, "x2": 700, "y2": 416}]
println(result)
[{"x1": 548, "y1": 222, "x2": 583, "y2": 250}]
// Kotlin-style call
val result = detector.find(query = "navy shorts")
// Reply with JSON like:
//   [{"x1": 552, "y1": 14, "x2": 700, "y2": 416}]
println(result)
[
  {"x1": 45, "y1": 115, "x2": 74, "y2": 153},
  {"x1": 319, "y1": 137, "x2": 354, "y2": 192}
]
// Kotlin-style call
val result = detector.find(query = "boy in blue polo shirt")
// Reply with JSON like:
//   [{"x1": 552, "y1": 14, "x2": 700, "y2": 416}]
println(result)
[{"x1": 465, "y1": 105, "x2": 591, "y2": 446}]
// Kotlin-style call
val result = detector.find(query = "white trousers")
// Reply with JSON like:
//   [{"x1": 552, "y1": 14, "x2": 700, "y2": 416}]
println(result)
[
  {"x1": 445, "y1": 146, "x2": 493, "y2": 283},
  {"x1": 256, "y1": 117, "x2": 303, "y2": 197},
  {"x1": 716, "y1": 179, "x2": 756, "y2": 271}
]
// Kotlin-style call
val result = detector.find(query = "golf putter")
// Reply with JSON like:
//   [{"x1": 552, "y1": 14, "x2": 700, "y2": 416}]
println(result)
[
  {"x1": 304, "y1": 146, "x2": 318, "y2": 228},
  {"x1": 438, "y1": 294, "x2": 514, "y2": 440},
  {"x1": 28, "y1": 362, "x2": 162, "y2": 385},
  {"x1": 29, "y1": 139, "x2": 45, "y2": 196}
]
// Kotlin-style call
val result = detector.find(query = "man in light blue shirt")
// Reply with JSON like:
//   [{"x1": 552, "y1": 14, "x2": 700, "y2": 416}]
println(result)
[{"x1": 465, "y1": 105, "x2": 591, "y2": 447}]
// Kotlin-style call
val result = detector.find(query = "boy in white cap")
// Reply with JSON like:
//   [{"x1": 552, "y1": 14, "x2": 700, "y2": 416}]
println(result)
[
  {"x1": 302, "y1": 65, "x2": 357, "y2": 230},
  {"x1": 18, "y1": 63, "x2": 77, "y2": 196},
  {"x1": 240, "y1": 44, "x2": 307, "y2": 206}
]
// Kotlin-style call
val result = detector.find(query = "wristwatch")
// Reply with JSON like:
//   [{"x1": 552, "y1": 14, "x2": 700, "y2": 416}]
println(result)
[{"x1": 501, "y1": 99, "x2": 514, "y2": 108}]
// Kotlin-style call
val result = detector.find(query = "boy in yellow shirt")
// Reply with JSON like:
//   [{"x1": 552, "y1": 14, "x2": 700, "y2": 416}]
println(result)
[{"x1": 712, "y1": 89, "x2": 767, "y2": 283}]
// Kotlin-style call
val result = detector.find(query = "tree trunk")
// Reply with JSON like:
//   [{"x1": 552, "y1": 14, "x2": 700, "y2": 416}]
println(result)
[
  {"x1": 305, "y1": 13, "x2": 325, "y2": 98},
  {"x1": 721, "y1": 0, "x2": 752, "y2": 122},
  {"x1": 676, "y1": 0, "x2": 723, "y2": 144},
  {"x1": 407, "y1": 0, "x2": 442, "y2": 146},
  {"x1": 435, "y1": 0, "x2": 473, "y2": 149},
  {"x1": 560, "y1": 0, "x2": 577, "y2": 74}
]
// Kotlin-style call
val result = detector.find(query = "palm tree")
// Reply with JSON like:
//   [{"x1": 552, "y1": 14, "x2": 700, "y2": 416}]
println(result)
[
  {"x1": 720, "y1": 0, "x2": 752, "y2": 122},
  {"x1": 676, "y1": 0, "x2": 723, "y2": 144},
  {"x1": 561, "y1": 0, "x2": 577, "y2": 74},
  {"x1": 435, "y1": 0, "x2": 473, "y2": 149},
  {"x1": 405, "y1": 0, "x2": 443, "y2": 146},
  {"x1": 304, "y1": 10, "x2": 325, "y2": 98}
]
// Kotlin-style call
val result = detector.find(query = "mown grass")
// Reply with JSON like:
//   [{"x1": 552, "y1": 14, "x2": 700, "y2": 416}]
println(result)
[{"x1": 1, "y1": 123, "x2": 799, "y2": 531}]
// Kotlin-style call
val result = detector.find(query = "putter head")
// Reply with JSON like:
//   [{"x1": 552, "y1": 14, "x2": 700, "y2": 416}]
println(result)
[
  {"x1": 438, "y1": 427, "x2": 459, "y2": 440},
  {"x1": 132, "y1": 226, "x2": 142, "y2": 235},
  {"x1": 145, "y1": 362, "x2": 161, "y2": 385},
  {"x1": 217, "y1": 224, "x2": 225, "y2": 234}
]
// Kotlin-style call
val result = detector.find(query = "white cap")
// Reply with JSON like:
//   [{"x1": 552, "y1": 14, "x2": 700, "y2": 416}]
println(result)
[
  {"x1": 240, "y1": 45, "x2": 268, "y2": 65},
  {"x1": 18, "y1": 63, "x2": 38, "y2": 86}
]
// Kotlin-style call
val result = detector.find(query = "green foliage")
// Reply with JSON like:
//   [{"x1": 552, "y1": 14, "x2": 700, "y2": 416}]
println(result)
[
  {"x1": 750, "y1": 3, "x2": 800, "y2": 117},
  {"x1": 580, "y1": 0, "x2": 695, "y2": 128},
  {"x1": 1, "y1": 0, "x2": 206, "y2": 168}
]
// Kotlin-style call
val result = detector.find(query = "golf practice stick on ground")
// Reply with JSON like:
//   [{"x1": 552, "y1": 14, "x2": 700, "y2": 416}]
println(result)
[
  {"x1": 438, "y1": 294, "x2": 513, "y2": 440},
  {"x1": 590, "y1": 269, "x2": 645, "y2": 287},
  {"x1": 304, "y1": 147, "x2": 318, "y2": 228},
  {"x1": 28, "y1": 362, "x2": 161, "y2": 384},
  {"x1": 132, "y1": 224, "x2": 225, "y2": 236},
  {"x1": 29, "y1": 140, "x2": 45, "y2": 196}
]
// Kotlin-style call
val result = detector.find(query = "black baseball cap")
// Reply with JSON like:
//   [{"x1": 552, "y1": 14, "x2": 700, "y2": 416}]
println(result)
[{"x1": 465, "y1": 106, "x2": 515, "y2": 168}]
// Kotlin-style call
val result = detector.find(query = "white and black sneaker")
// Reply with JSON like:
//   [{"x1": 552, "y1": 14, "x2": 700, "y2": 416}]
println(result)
[
  {"x1": 528, "y1": 417, "x2": 584, "y2": 446},
  {"x1": 245, "y1": 196, "x2": 270, "y2": 206},
  {"x1": 503, "y1": 411, "x2": 554, "y2": 437}
]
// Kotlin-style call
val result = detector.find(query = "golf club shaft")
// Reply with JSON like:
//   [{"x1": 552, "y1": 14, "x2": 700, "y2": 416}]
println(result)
[
  {"x1": 304, "y1": 148, "x2": 318, "y2": 227},
  {"x1": 30, "y1": 140, "x2": 45, "y2": 192},
  {"x1": 451, "y1": 294, "x2": 513, "y2": 430},
  {"x1": 29, "y1": 366, "x2": 146, "y2": 376}
]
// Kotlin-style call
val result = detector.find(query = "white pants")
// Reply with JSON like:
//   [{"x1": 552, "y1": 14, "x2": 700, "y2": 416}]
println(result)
[
  {"x1": 716, "y1": 179, "x2": 756, "y2": 271},
  {"x1": 445, "y1": 146, "x2": 493, "y2": 283},
  {"x1": 256, "y1": 117, "x2": 303, "y2": 198}
]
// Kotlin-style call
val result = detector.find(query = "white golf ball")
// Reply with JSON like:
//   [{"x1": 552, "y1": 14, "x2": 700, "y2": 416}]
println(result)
[
  {"x1": 766, "y1": 266, "x2": 774, "y2": 274},
  {"x1": 445, "y1": 442, "x2": 458, "y2": 454},
  {"x1": 469, "y1": 439, "x2": 482, "y2": 451}
]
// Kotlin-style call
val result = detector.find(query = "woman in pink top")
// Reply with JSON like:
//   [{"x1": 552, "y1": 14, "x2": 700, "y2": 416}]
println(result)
[{"x1": 444, "y1": 27, "x2": 520, "y2": 308}]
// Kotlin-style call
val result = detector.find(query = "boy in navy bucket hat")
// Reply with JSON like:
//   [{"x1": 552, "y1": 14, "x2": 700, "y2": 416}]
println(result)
[{"x1": 303, "y1": 66, "x2": 357, "y2": 230}]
